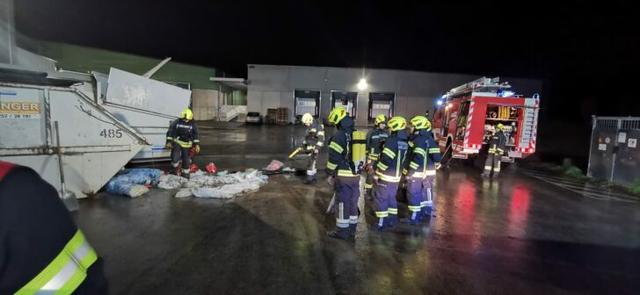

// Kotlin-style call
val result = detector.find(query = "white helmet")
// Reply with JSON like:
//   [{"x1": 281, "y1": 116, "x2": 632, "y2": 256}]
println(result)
[{"x1": 301, "y1": 113, "x2": 314, "y2": 125}]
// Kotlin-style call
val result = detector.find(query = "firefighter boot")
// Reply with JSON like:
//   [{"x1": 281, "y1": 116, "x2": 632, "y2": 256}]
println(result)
[
  {"x1": 349, "y1": 224, "x2": 357, "y2": 237},
  {"x1": 304, "y1": 175, "x2": 317, "y2": 184},
  {"x1": 387, "y1": 214, "x2": 398, "y2": 228},
  {"x1": 327, "y1": 227, "x2": 351, "y2": 240}
]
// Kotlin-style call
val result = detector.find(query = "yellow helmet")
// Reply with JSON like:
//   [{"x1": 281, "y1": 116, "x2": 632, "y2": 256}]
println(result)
[
  {"x1": 387, "y1": 116, "x2": 407, "y2": 132},
  {"x1": 180, "y1": 108, "x2": 193, "y2": 120},
  {"x1": 410, "y1": 115, "x2": 431, "y2": 130},
  {"x1": 496, "y1": 123, "x2": 505, "y2": 131},
  {"x1": 301, "y1": 113, "x2": 314, "y2": 125},
  {"x1": 327, "y1": 107, "x2": 348, "y2": 125},
  {"x1": 374, "y1": 114, "x2": 387, "y2": 125}
]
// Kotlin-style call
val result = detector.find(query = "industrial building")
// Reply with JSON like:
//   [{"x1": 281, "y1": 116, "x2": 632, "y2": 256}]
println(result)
[{"x1": 248, "y1": 64, "x2": 543, "y2": 126}]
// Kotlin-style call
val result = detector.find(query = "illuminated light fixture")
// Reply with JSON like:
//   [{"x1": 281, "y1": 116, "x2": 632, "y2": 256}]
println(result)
[
  {"x1": 436, "y1": 99, "x2": 444, "y2": 106},
  {"x1": 357, "y1": 78, "x2": 368, "y2": 91},
  {"x1": 501, "y1": 90, "x2": 515, "y2": 97}
]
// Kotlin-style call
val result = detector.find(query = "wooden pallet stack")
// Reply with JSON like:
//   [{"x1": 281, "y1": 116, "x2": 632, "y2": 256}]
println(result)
[
  {"x1": 266, "y1": 108, "x2": 278, "y2": 124},
  {"x1": 276, "y1": 108, "x2": 288, "y2": 125}
]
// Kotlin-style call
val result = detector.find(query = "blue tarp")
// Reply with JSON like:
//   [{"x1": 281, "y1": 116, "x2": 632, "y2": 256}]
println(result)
[{"x1": 105, "y1": 168, "x2": 162, "y2": 196}]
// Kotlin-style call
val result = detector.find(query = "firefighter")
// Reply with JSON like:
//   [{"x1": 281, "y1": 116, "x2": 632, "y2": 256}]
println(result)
[
  {"x1": 404, "y1": 116, "x2": 441, "y2": 223},
  {"x1": 0, "y1": 161, "x2": 108, "y2": 294},
  {"x1": 364, "y1": 114, "x2": 389, "y2": 197},
  {"x1": 301, "y1": 113, "x2": 325, "y2": 184},
  {"x1": 482, "y1": 123, "x2": 508, "y2": 178},
  {"x1": 419, "y1": 117, "x2": 442, "y2": 218},
  {"x1": 372, "y1": 116, "x2": 409, "y2": 230},
  {"x1": 326, "y1": 107, "x2": 360, "y2": 240},
  {"x1": 166, "y1": 108, "x2": 200, "y2": 178}
]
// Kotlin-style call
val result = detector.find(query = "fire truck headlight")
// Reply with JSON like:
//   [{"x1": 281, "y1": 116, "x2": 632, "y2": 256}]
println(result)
[{"x1": 357, "y1": 78, "x2": 368, "y2": 91}]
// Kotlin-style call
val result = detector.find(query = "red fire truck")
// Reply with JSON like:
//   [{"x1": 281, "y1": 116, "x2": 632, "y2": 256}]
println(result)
[{"x1": 432, "y1": 77, "x2": 540, "y2": 164}]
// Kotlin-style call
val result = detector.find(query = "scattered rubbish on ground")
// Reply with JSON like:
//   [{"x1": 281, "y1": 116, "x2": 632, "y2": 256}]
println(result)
[
  {"x1": 264, "y1": 160, "x2": 284, "y2": 171},
  {"x1": 206, "y1": 162, "x2": 218, "y2": 174},
  {"x1": 105, "y1": 168, "x2": 163, "y2": 197},
  {"x1": 156, "y1": 168, "x2": 268, "y2": 199},
  {"x1": 104, "y1": 162, "x2": 268, "y2": 199},
  {"x1": 262, "y1": 159, "x2": 298, "y2": 175}
]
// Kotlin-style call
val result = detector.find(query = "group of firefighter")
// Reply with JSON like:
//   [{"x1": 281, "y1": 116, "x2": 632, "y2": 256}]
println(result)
[{"x1": 299, "y1": 107, "x2": 508, "y2": 240}]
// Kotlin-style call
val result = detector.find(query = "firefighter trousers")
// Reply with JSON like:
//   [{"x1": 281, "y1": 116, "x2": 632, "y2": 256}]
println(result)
[
  {"x1": 373, "y1": 180, "x2": 399, "y2": 228},
  {"x1": 306, "y1": 151, "x2": 317, "y2": 178},
  {"x1": 406, "y1": 177, "x2": 424, "y2": 221},
  {"x1": 171, "y1": 142, "x2": 191, "y2": 174},
  {"x1": 334, "y1": 176, "x2": 360, "y2": 230},
  {"x1": 484, "y1": 153, "x2": 502, "y2": 176},
  {"x1": 422, "y1": 175, "x2": 436, "y2": 216}
]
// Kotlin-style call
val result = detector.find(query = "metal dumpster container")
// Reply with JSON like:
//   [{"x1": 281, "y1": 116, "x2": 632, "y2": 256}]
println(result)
[
  {"x1": 0, "y1": 68, "x2": 148, "y2": 198},
  {"x1": 96, "y1": 68, "x2": 192, "y2": 162}
]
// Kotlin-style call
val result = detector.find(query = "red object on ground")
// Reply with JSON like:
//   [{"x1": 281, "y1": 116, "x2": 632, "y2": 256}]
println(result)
[
  {"x1": 206, "y1": 162, "x2": 217, "y2": 174},
  {"x1": 189, "y1": 163, "x2": 199, "y2": 173},
  {"x1": 189, "y1": 148, "x2": 196, "y2": 158}
]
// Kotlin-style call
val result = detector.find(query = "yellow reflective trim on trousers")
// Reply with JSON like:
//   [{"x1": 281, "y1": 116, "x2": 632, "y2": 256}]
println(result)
[
  {"x1": 326, "y1": 162, "x2": 337, "y2": 170},
  {"x1": 376, "y1": 171, "x2": 401, "y2": 183},
  {"x1": 408, "y1": 205, "x2": 422, "y2": 212},
  {"x1": 364, "y1": 183, "x2": 373, "y2": 189},
  {"x1": 337, "y1": 170, "x2": 358, "y2": 177},
  {"x1": 16, "y1": 230, "x2": 97, "y2": 295},
  {"x1": 429, "y1": 148, "x2": 441, "y2": 153},
  {"x1": 409, "y1": 162, "x2": 419, "y2": 169},
  {"x1": 173, "y1": 139, "x2": 193, "y2": 148},
  {"x1": 376, "y1": 162, "x2": 388, "y2": 171},
  {"x1": 329, "y1": 141, "x2": 344, "y2": 153},
  {"x1": 382, "y1": 148, "x2": 395, "y2": 159},
  {"x1": 375, "y1": 211, "x2": 389, "y2": 217},
  {"x1": 414, "y1": 147, "x2": 426, "y2": 156},
  {"x1": 388, "y1": 208, "x2": 398, "y2": 214}
]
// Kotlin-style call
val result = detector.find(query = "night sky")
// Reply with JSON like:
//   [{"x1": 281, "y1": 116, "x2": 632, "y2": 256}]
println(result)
[{"x1": 13, "y1": 0, "x2": 640, "y2": 160}]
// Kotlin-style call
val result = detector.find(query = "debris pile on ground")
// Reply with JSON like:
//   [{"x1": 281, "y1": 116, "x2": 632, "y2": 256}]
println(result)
[
  {"x1": 106, "y1": 168, "x2": 163, "y2": 198},
  {"x1": 157, "y1": 169, "x2": 268, "y2": 199}
]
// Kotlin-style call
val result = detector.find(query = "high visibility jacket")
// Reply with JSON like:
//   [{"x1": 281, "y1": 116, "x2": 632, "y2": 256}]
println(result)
[
  {"x1": 375, "y1": 130, "x2": 409, "y2": 183},
  {"x1": 406, "y1": 130, "x2": 442, "y2": 178},
  {"x1": 488, "y1": 130, "x2": 507, "y2": 155},
  {"x1": 303, "y1": 120, "x2": 325, "y2": 151},
  {"x1": 166, "y1": 119, "x2": 200, "y2": 148},
  {"x1": 365, "y1": 127, "x2": 389, "y2": 163},
  {"x1": 0, "y1": 161, "x2": 108, "y2": 294},
  {"x1": 326, "y1": 117, "x2": 358, "y2": 177}
]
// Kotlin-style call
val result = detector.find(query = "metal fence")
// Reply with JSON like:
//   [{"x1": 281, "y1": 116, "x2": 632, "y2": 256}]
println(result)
[{"x1": 588, "y1": 116, "x2": 640, "y2": 186}]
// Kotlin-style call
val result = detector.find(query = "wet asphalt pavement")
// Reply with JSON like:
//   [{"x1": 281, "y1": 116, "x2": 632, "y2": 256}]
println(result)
[{"x1": 75, "y1": 123, "x2": 640, "y2": 295}]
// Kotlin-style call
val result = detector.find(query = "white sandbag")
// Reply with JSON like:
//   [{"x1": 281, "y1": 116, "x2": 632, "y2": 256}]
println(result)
[
  {"x1": 175, "y1": 188, "x2": 193, "y2": 198},
  {"x1": 128, "y1": 185, "x2": 149, "y2": 198},
  {"x1": 158, "y1": 174, "x2": 188, "y2": 189}
]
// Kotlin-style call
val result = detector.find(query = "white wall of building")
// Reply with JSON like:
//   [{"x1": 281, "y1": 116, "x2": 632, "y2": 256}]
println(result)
[{"x1": 248, "y1": 64, "x2": 543, "y2": 126}]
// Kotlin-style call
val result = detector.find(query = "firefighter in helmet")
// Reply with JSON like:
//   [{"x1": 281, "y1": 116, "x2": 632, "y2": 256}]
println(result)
[
  {"x1": 405, "y1": 116, "x2": 442, "y2": 223},
  {"x1": 326, "y1": 107, "x2": 360, "y2": 240},
  {"x1": 372, "y1": 116, "x2": 409, "y2": 230},
  {"x1": 166, "y1": 108, "x2": 200, "y2": 178},
  {"x1": 482, "y1": 123, "x2": 508, "y2": 178},
  {"x1": 301, "y1": 113, "x2": 325, "y2": 184},
  {"x1": 364, "y1": 114, "x2": 389, "y2": 198}
]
